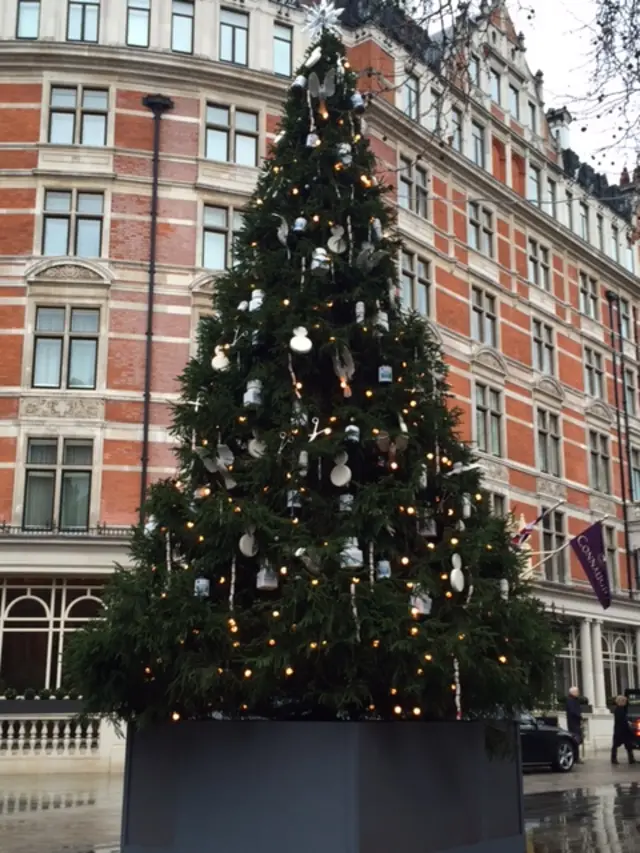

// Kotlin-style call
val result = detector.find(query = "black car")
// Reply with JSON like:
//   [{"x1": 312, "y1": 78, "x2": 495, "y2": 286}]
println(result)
[{"x1": 519, "y1": 713, "x2": 579, "y2": 772}]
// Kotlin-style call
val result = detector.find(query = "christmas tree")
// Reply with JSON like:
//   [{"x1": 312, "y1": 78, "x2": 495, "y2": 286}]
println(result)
[{"x1": 67, "y1": 4, "x2": 558, "y2": 725}]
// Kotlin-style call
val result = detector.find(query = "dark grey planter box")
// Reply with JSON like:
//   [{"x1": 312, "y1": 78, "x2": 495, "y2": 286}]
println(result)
[
  {"x1": 0, "y1": 699, "x2": 84, "y2": 714},
  {"x1": 121, "y1": 720, "x2": 524, "y2": 853}
]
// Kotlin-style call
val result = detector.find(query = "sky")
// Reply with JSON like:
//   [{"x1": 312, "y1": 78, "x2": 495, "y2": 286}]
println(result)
[{"x1": 509, "y1": 0, "x2": 633, "y2": 183}]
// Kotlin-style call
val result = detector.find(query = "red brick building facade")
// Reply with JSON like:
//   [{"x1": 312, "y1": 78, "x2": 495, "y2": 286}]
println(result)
[{"x1": 0, "y1": 0, "x2": 639, "y2": 749}]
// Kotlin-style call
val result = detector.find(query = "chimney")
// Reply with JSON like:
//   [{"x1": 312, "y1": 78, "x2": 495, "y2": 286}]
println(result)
[
  {"x1": 546, "y1": 106, "x2": 572, "y2": 151},
  {"x1": 620, "y1": 166, "x2": 630, "y2": 186}
]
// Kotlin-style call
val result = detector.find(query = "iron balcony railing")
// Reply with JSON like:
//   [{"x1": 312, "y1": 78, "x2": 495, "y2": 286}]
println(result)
[{"x1": 0, "y1": 523, "x2": 131, "y2": 539}]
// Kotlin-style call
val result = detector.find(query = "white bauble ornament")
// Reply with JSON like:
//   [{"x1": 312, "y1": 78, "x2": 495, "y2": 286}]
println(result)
[
  {"x1": 257, "y1": 565, "x2": 279, "y2": 590},
  {"x1": 340, "y1": 538, "x2": 363, "y2": 569},
  {"x1": 238, "y1": 299, "x2": 249, "y2": 312},
  {"x1": 144, "y1": 515, "x2": 157, "y2": 534},
  {"x1": 306, "y1": 132, "x2": 320, "y2": 148},
  {"x1": 243, "y1": 379, "x2": 263, "y2": 407},
  {"x1": 211, "y1": 345, "x2": 230, "y2": 371},
  {"x1": 310, "y1": 247, "x2": 331, "y2": 274},
  {"x1": 249, "y1": 289, "x2": 264, "y2": 311},
  {"x1": 339, "y1": 493, "x2": 354, "y2": 513},
  {"x1": 337, "y1": 142, "x2": 353, "y2": 166},
  {"x1": 293, "y1": 216, "x2": 308, "y2": 233},
  {"x1": 194, "y1": 577, "x2": 210, "y2": 598},
  {"x1": 291, "y1": 74, "x2": 307, "y2": 91},
  {"x1": 371, "y1": 217, "x2": 383, "y2": 242},
  {"x1": 462, "y1": 494, "x2": 472, "y2": 519},
  {"x1": 334, "y1": 450, "x2": 348, "y2": 466},
  {"x1": 290, "y1": 326, "x2": 312, "y2": 353},
  {"x1": 327, "y1": 224, "x2": 347, "y2": 254},
  {"x1": 450, "y1": 557, "x2": 465, "y2": 592},
  {"x1": 239, "y1": 532, "x2": 258, "y2": 558},
  {"x1": 248, "y1": 437, "x2": 266, "y2": 458},
  {"x1": 376, "y1": 559, "x2": 391, "y2": 579},
  {"x1": 351, "y1": 92, "x2": 366, "y2": 113},
  {"x1": 345, "y1": 424, "x2": 360, "y2": 442},
  {"x1": 355, "y1": 301, "x2": 365, "y2": 323},
  {"x1": 330, "y1": 463, "x2": 352, "y2": 487}
]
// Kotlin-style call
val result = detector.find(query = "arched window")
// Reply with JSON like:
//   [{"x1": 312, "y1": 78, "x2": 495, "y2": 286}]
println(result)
[{"x1": 1, "y1": 596, "x2": 49, "y2": 692}]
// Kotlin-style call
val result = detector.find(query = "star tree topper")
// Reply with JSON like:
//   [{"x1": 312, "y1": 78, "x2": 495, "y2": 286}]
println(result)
[{"x1": 303, "y1": 0, "x2": 345, "y2": 38}]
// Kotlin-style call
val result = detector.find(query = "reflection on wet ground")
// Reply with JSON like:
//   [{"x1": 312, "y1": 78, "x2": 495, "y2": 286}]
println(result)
[{"x1": 1, "y1": 760, "x2": 640, "y2": 852}]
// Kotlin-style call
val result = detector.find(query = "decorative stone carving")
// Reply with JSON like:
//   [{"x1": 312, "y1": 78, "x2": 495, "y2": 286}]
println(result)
[
  {"x1": 34, "y1": 264, "x2": 102, "y2": 282},
  {"x1": 20, "y1": 397, "x2": 103, "y2": 420},
  {"x1": 425, "y1": 320, "x2": 443, "y2": 344},
  {"x1": 189, "y1": 273, "x2": 217, "y2": 295},
  {"x1": 537, "y1": 478, "x2": 566, "y2": 499},
  {"x1": 585, "y1": 400, "x2": 614, "y2": 424},
  {"x1": 589, "y1": 494, "x2": 616, "y2": 517},
  {"x1": 534, "y1": 376, "x2": 564, "y2": 402},
  {"x1": 472, "y1": 347, "x2": 507, "y2": 377},
  {"x1": 480, "y1": 459, "x2": 507, "y2": 481}
]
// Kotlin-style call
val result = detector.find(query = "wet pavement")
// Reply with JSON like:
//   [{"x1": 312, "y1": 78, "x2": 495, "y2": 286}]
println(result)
[{"x1": 1, "y1": 758, "x2": 640, "y2": 852}]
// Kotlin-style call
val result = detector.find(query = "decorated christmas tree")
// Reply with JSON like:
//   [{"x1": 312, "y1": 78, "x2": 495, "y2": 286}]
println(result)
[{"x1": 67, "y1": 4, "x2": 557, "y2": 725}]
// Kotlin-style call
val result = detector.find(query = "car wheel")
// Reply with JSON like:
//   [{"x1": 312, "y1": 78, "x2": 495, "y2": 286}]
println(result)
[{"x1": 553, "y1": 739, "x2": 576, "y2": 773}]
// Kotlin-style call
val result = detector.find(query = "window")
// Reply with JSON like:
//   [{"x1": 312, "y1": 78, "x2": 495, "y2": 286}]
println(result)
[
  {"x1": 32, "y1": 306, "x2": 99, "y2": 390},
  {"x1": 589, "y1": 430, "x2": 611, "y2": 493},
  {"x1": 400, "y1": 252, "x2": 429, "y2": 315},
  {"x1": 566, "y1": 190, "x2": 573, "y2": 230},
  {"x1": 48, "y1": 86, "x2": 108, "y2": 146},
  {"x1": 16, "y1": 0, "x2": 40, "y2": 38},
  {"x1": 597, "y1": 213, "x2": 604, "y2": 251},
  {"x1": 273, "y1": 23, "x2": 292, "y2": 77},
  {"x1": 220, "y1": 8, "x2": 249, "y2": 65},
  {"x1": 584, "y1": 347, "x2": 604, "y2": 398},
  {"x1": 205, "y1": 105, "x2": 258, "y2": 167},
  {"x1": 471, "y1": 121, "x2": 485, "y2": 168},
  {"x1": 529, "y1": 101, "x2": 537, "y2": 132},
  {"x1": 489, "y1": 69, "x2": 501, "y2": 103},
  {"x1": 537, "y1": 409, "x2": 561, "y2": 476},
  {"x1": 451, "y1": 108, "x2": 462, "y2": 152},
  {"x1": 625, "y1": 368, "x2": 637, "y2": 415},
  {"x1": 605, "y1": 526, "x2": 618, "y2": 589},
  {"x1": 509, "y1": 84, "x2": 519, "y2": 118},
  {"x1": 490, "y1": 493, "x2": 506, "y2": 516},
  {"x1": 631, "y1": 449, "x2": 640, "y2": 501},
  {"x1": 42, "y1": 190, "x2": 103, "y2": 258},
  {"x1": 469, "y1": 54, "x2": 480, "y2": 86},
  {"x1": 542, "y1": 507, "x2": 566, "y2": 583},
  {"x1": 603, "y1": 631, "x2": 638, "y2": 699},
  {"x1": 398, "y1": 158, "x2": 427, "y2": 218},
  {"x1": 67, "y1": 0, "x2": 99, "y2": 42},
  {"x1": 475, "y1": 383, "x2": 502, "y2": 457},
  {"x1": 203, "y1": 206, "x2": 243, "y2": 270},
  {"x1": 468, "y1": 202, "x2": 493, "y2": 256},
  {"x1": 171, "y1": 0, "x2": 193, "y2": 53},
  {"x1": 527, "y1": 164, "x2": 541, "y2": 205},
  {"x1": 402, "y1": 74, "x2": 419, "y2": 121},
  {"x1": 620, "y1": 297, "x2": 631, "y2": 340},
  {"x1": 611, "y1": 224, "x2": 620, "y2": 262},
  {"x1": 579, "y1": 202, "x2": 589, "y2": 241},
  {"x1": 126, "y1": 0, "x2": 150, "y2": 47},
  {"x1": 23, "y1": 438, "x2": 93, "y2": 531},
  {"x1": 528, "y1": 239, "x2": 550, "y2": 290},
  {"x1": 471, "y1": 287, "x2": 497, "y2": 346},
  {"x1": 547, "y1": 179, "x2": 557, "y2": 219},
  {"x1": 579, "y1": 272, "x2": 598, "y2": 319},
  {"x1": 533, "y1": 320, "x2": 554, "y2": 374}
]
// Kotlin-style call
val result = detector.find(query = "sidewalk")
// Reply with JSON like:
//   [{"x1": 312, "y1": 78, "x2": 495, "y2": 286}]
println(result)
[{"x1": 524, "y1": 752, "x2": 640, "y2": 795}]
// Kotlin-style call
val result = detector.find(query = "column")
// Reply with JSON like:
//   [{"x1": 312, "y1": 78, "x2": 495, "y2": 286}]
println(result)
[
  {"x1": 580, "y1": 619, "x2": 595, "y2": 706},
  {"x1": 592, "y1": 619, "x2": 607, "y2": 709}
]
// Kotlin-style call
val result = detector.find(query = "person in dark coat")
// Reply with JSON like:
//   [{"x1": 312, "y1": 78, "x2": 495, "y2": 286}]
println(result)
[
  {"x1": 612, "y1": 695, "x2": 636, "y2": 765},
  {"x1": 566, "y1": 686, "x2": 583, "y2": 762}
]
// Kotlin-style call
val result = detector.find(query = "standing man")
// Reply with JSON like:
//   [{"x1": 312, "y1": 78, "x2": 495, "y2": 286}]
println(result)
[
  {"x1": 611, "y1": 696, "x2": 636, "y2": 765},
  {"x1": 566, "y1": 686, "x2": 583, "y2": 763}
]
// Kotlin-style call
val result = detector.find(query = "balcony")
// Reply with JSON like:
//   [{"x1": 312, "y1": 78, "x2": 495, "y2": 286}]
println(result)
[{"x1": 0, "y1": 523, "x2": 131, "y2": 540}]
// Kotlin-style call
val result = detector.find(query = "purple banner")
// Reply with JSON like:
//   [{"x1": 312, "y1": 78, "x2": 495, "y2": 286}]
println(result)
[{"x1": 570, "y1": 522, "x2": 611, "y2": 610}]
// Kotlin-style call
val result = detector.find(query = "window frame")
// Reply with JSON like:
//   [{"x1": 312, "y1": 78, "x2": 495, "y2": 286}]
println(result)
[
  {"x1": 48, "y1": 85, "x2": 108, "y2": 147},
  {"x1": 529, "y1": 101, "x2": 537, "y2": 133},
  {"x1": 605, "y1": 525, "x2": 618, "y2": 589},
  {"x1": 566, "y1": 189, "x2": 574, "y2": 230},
  {"x1": 625, "y1": 368, "x2": 637, "y2": 416},
  {"x1": 528, "y1": 238, "x2": 550, "y2": 290},
  {"x1": 596, "y1": 213, "x2": 604, "y2": 251},
  {"x1": 42, "y1": 189, "x2": 104, "y2": 259},
  {"x1": 589, "y1": 429, "x2": 611, "y2": 494},
  {"x1": 31, "y1": 306, "x2": 100, "y2": 391},
  {"x1": 532, "y1": 319, "x2": 555, "y2": 375},
  {"x1": 489, "y1": 68, "x2": 501, "y2": 104},
  {"x1": 202, "y1": 204, "x2": 244, "y2": 271},
  {"x1": 451, "y1": 107, "x2": 463, "y2": 152},
  {"x1": 23, "y1": 437, "x2": 94, "y2": 532},
  {"x1": 273, "y1": 21, "x2": 292, "y2": 77},
  {"x1": 579, "y1": 202, "x2": 590, "y2": 241},
  {"x1": 126, "y1": 0, "x2": 150, "y2": 48},
  {"x1": 579, "y1": 271, "x2": 599, "y2": 320},
  {"x1": 471, "y1": 121, "x2": 485, "y2": 168},
  {"x1": 536, "y1": 408, "x2": 561, "y2": 477},
  {"x1": 620, "y1": 297, "x2": 631, "y2": 340},
  {"x1": 469, "y1": 54, "x2": 480, "y2": 87},
  {"x1": 16, "y1": 0, "x2": 40, "y2": 39},
  {"x1": 631, "y1": 448, "x2": 640, "y2": 501},
  {"x1": 66, "y1": 0, "x2": 100, "y2": 43},
  {"x1": 547, "y1": 178, "x2": 557, "y2": 219},
  {"x1": 509, "y1": 83, "x2": 519, "y2": 119},
  {"x1": 400, "y1": 250, "x2": 430, "y2": 316},
  {"x1": 205, "y1": 103, "x2": 259, "y2": 167},
  {"x1": 542, "y1": 507, "x2": 566, "y2": 583},
  {"x1": 471, "y1": 286, "x2": 497, "y2": 347},
  {"x1": 584, "y1": 347, "x2": 604, "y2": 399},
  {"x1": 468, "y1": 201, "x2": 493, "y2": 257},
  {"x1": 219, "y1": 7, "x2": 249, "y2": 66},
  {"x1": 527, "y1": 163, "x2": 541, "y2": 206},
  {"x1": 402, "y1": 74, "x2": 420, "y2": 121},
  {"x1": 475, "y1": 382, "x2": 502, "y2": 457},
  {"x1": 171, "y1": 0, "x2": 194, "y2": 54}
]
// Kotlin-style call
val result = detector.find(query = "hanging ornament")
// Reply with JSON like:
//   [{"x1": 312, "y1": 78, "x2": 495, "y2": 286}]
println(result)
[
  {"x1": 450, "y1": 554, "x2": 465, "y2": 592},
  {"x1": 243, "y1": 379, "x2": 263, "y2": 407},
  {"x1": 370, "y1": 217, "x2": 383, "y2": 242},
  {"x1": 355, "y1": 301, "x2": 365, "y2": 323},
  {"x1": 340, "y1": 538, "x2": 363, "y2": 569},
  {"x1": 293, "y1": 216, "x2": 308, "y2": 234},
  {"x1": 374, "y1": 308, "x2": 390, "y2": 333},
  {"x1": 239, "y1": 528, "x2": 258, "y2": 558},
  {"x1": 462, "y1": 494, "x2": 472, "y2": 519},
  {"x1": 211, "y1": 345, "x2": 230, "y2": 372},
  {"x1": 330, "y1": 460, "x2": 352, "y2": 487},
  {"x1": 287, "y1": 489, "x2": 302, "y2": 509},
  {"x1": 194, "y1": 576, "x2": 210, "y2": 598},
  {"x1": 306, "y1": 132, "x2": 320, "y2": 148},
  {"x1": 356, "y1": 242, "x2": 386, "y2": 273},
  {"x1": 378, "y1": 365, "x2": 393, "y2": 383},
  {"x1": 292, "y1": 400, "x2": 308, "y2": 427},
  {"x1": 257, "y1": 562, "x2": 279, "y2": 590},
  {"x1": 332, "y1": 344, "x2": 355, "y2": 397},
  {"x1": 290, "y1": 326, "x2": 312, "y2": 353},
  {"x1": 229, "y1": 556, "x2": 236, "y2": 610},
  {"x1": 237, "y1": 299, "x2": 249, "y2": 312},
  {"x1": 500, "y1": 579, "x2": 510, "y2": 602},
  {"x1": 298, "y1": 450, "x2": 309, "y2": 475},
  {"x1": 303, "y1": 0, "x2": 345, "y2": 38},
  {"x1": 339, "y1": 493, "x2": 354, "y2": 512},
  {"x1": 249, "y1": 289, "x2": 264, "y2": 312},
  {"x1": 308, "y1": 69, "x2": 336, "y2": 118},
  {"x1": 453, "y1": 658, "x2": 462, "y2": 720},
  {"x1": 273, "y1": 215, "x2": 291, "y2": 257},
  {"x1": 410, "y1": 586, "x2": 433, "y2": 616},
  {"x1": 417, "y1": 512, "x2": 437, "y2": 538},
  {"x1": 273, "y1": 130, "x2": 285, "y2": 146},
  {"x1": 303, "y1": 45, "x2": 323, "y2": 68},
  {"x1": 351, "y1": 92, "x2": 366, "y2": 113},
  {"x1": 311, "y1": 247, "x2": 331, "y2": 274},
  {"x1": 295, "y1": 547, "x2": 321, "y2": 574},
  {"x1": 291, "y1": 74, "x2": 307, "y2": 92},
  {"x1": 308, "y1": 416, "x2": 332, "y2": 441},
  {"x1": 337, "y1": 142, "x2": 353, "y2": 166},
  {"x1": 445, "y1": 461, "x2": 481, "y2": 478},
  {"x1": 248, "y1": 434, "x2": 266, "y2": 458},
  {"x1": 144, "y1": 515, "x2": 157, "y2": 535},
  {"x1": 376, "y1": 559, "x2": 391, "y2": 579},
  {"x1": 327, "y1": 224, "x2": 347, "y2": 254},
  {"x1": 419, "y1": 464, "x2": 428, "y2": 489},
  {"x1": 345, "y1": 423, "x2": 360, "y2": 442}
]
